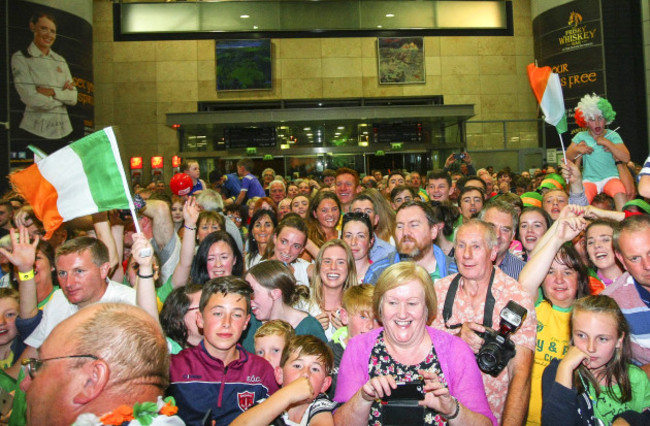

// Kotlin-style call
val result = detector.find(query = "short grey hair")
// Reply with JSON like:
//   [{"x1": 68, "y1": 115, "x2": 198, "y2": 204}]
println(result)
[
  {"x1": 196, "y1": 189, "x2": 224, "y2": 211},
  {"x1": 269, "y1": 179, "x2": 286, "y2": 191},
  {"x1": 479, "y1": 199, "x2": 518, "y2": 235},
  {"x1": 456, "y1": 219, "x2": 498, "y2": 250}
]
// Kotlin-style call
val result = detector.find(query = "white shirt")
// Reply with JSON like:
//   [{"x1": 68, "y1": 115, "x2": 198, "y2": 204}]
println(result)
[
  {"x1": 11, "y1": 42, "x2": 77, "y2": 139},
  {"x1": 291, "y1": 258, "x2": 312, "y2": 288},
  {"x1": 24, "y1": 280, "x2": 136, "y2": 349}
]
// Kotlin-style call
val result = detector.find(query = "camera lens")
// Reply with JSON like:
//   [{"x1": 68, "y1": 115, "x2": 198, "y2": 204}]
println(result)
[{"x1": 477, "y1": 343, "x2": 501, "y2": 372}]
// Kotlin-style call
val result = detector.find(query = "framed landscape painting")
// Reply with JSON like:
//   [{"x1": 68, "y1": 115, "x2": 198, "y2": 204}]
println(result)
[
  {"x1": 216, "y1": 39, "x2": 272, "y2": 91},
  {"x1": 377, "y1": 37, "x2": 425, "y2": 85}
]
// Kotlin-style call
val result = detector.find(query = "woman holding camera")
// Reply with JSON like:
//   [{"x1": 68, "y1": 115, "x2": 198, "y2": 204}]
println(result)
[{"x1": 333, "y1": 262, "x2": 495, "y2": 425}]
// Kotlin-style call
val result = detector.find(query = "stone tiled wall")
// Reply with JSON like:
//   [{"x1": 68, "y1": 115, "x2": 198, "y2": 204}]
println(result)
[{"x1": 93, "y1": 0, "x2": 538, "y2": 181}]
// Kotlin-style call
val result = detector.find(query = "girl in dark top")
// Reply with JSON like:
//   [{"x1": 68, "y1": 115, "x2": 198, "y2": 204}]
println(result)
[{"x1": 542, "y1": 295, "x2": 650, "y2": 425}]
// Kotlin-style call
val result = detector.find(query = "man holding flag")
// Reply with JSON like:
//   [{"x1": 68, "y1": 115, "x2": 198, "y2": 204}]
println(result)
[{"x1": 3, "y1": 127, "x2": 140, "y2": 381}]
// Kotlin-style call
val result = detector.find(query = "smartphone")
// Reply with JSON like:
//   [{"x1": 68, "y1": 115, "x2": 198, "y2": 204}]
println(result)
[{"x1": 384, "y1": 380, "x2": 424, "y2": 401}]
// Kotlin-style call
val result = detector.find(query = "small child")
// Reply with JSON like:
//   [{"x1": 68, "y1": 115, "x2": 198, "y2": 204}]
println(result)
[
  {"x1": 0, "y1": 288, "x2": 21, "y2": 369},
  {"x1": 254, "y1": 319, "x2": 296, "y2": 369},
  {"x1": 542, "y1": 295, "x2": 650, "y2": 425},
  {"x1": 328, "y1": 285, "x2": 378, "y2": 398},
  {"x1": 232, "y1": 335, "x2": 337, "y2": 426},
  {"x1": 567, "y1": 93, "x2": 630, "y2": 210}
]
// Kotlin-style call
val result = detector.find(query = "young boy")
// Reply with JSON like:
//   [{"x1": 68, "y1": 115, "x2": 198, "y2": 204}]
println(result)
[
  {"x1": 168, "y1": 276, "x2": 279, "y2": 425},
  {"x1": 254, "y1": 319, "x2": 295, "y2": 369},
  {"x1": 232, "y1": 335, "x2": 337, "y2": 426},
  {"x1": 327, "y1": 285, "x2": 378, "y2": 398}
]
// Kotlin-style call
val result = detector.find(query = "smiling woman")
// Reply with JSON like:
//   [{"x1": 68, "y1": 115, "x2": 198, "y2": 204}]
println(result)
[
  {"x1": 239, "y1": 260, "x2": 326, "y2": 353},
  {"x1": 307, "y1": 191, "x2": 341, "y2": 252},
  {"x1": 245, "y1": 209, "x2": 277, "y2": 270},
  {"x1": 295, "y1": 240, "x2": 357, "y2": 341},
  {"x1": 333, "y1": 262, "x2": 495, "y2": 426},
  {"x1": 190, "y1": 231, "x2": 243, "y2": 283},
  {"x1": 262, "y1": 214, "x2": 311, "y2": 288}
]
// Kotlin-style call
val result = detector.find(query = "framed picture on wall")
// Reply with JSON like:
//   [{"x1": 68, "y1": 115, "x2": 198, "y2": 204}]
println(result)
[
  {"x1": 216, "y1": 39, "x2": 272, "y2": 91},
  {"x1": 377, "y1": 37, "x2": 425, "y2": 85}
]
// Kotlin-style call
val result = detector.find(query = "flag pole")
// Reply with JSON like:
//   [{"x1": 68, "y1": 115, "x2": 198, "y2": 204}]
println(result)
[
  {"x1": 558, "y1": 132, "x2": 567, "y2": 164},
  {"x1": 104, "y1": 127, "x2": 142, "y2": 234}
]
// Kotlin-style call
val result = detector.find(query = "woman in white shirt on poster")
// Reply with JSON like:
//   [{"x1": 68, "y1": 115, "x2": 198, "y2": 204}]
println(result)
[{"x1": 11, "y1": 12, "x2": 77, "y2": 140}]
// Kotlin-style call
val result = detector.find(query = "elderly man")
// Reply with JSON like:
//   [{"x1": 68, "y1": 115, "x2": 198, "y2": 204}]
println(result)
[
  {"x1": 479, "y1": 199, "x2": 526, "y2": 280},
  {"x1": 4, "y1": 236, "x2": 135, "y2": 380},
  {"x1": 605, "y1": 215, "x2": 650, "y2": 375},
  {"x1": 432, "y1": 219, "x2": 536, "y2": 424},
  {"x1": 268, "y1": 179, "x2": 287, "y2": 204},
  {"x1": 22, "y1": 303, "x2": 182, "y2": 425}
]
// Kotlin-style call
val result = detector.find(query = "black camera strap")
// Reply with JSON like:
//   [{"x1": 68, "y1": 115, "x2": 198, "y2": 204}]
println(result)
[{"x1": 442, "y1": 267, "x2": 496, "y2": 329}]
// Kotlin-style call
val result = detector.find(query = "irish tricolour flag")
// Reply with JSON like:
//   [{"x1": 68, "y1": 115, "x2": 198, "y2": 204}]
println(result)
[
  {"x1": 527, "y1": 64, "x2": 568, "y2": 134},
  {"x1": 10, "y1": 127, "x2": 133, "y2": 239}
]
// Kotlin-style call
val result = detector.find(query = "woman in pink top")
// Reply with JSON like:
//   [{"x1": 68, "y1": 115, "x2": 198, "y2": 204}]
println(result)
[{"x1": 333, "y1": 262, "x2": 496, "y2": 425}]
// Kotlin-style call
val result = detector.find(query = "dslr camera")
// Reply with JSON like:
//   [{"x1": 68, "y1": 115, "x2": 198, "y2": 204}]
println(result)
[
  {"x1": 453, "y1": 152, "x2": 466, "y2": 160},
  {"x1": 381, "y1": 378, "x2": 425, "y2": 426},
  {"x1": 475, "y1": 301, "x2": 527, "y2": 377}
]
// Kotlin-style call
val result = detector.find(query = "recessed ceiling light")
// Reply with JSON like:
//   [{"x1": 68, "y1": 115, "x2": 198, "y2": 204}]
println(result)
[
  {"x1": 337, "y1": 126, "x2": 344, "y2": 130},
  {"x1": 303, "y1": 127, "x2": 311, "y2": 131},
  {"x1": 240, "y1": 14, "x2": 250, "y2": 19},
  {"x1": 253, "y1": 25, "x2": 258, "y2": 30},
  {"x1": 386, "y1": 13, "x2": 395, "y2": 18},
  {"x1": 377, "y1": 25, "x2": 382, "y2": 28}
]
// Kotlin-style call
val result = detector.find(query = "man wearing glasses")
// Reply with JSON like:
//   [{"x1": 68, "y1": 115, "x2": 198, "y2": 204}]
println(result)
[
  {"x1": 22, "y1": 303, "x2": 182, "y2": 425},
  {"x1": 5, "y1": 235, "x2": 135, "y2": 380}
]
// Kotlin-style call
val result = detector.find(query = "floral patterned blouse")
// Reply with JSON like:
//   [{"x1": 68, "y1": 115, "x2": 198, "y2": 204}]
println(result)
[{"x1": 367, "y1": 331, "x2": 448, "y2": 425}]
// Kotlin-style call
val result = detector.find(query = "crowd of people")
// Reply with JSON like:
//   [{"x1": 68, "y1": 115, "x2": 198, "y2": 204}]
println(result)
[{"x1": 0, "y1": 98, "x2": 650, "y2": 425}]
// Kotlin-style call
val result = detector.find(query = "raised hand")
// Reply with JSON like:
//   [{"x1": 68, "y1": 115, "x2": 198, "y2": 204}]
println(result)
[
  {"x1": 555, "y1": 216, "x2": 587, "y2": 243},
  {"x1": 0, "y1": 227, "x2": 38, "y2": 273},
  {"x1": 131, "y1": 233, "x2": 154, "y2": 268},
  {"x1": 183, "y1": 196, "x2": 200, "y2": 227}
]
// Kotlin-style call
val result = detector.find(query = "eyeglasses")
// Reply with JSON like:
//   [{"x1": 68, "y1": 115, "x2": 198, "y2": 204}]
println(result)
[
  {"x1": 22, "y1": 354, "x2": 98, "y2": 379},
  {"x1": 227, "y1": 215, "x2": 242, "y2": 223}
]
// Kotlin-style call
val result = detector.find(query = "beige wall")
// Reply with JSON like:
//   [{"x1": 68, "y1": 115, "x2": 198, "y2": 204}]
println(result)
[{"x1": 93, "y1": 0, "x2": 538, "y2": 182}]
